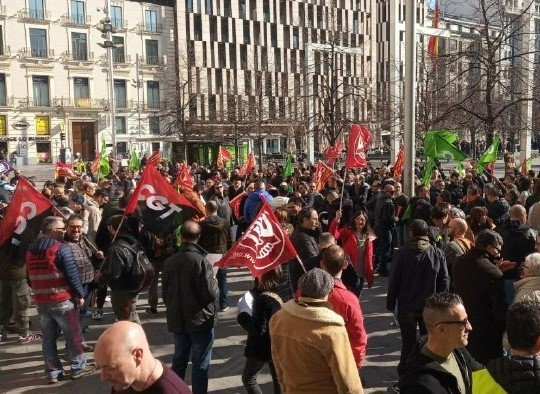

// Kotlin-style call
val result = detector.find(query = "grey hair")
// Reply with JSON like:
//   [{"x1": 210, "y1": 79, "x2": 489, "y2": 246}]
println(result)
[
  {"x1": 41, "y1": 216, "x2": 64, "y2": 233},
  {"x1": 524, "y1": 253, "x2": 540, "y2": 276}
]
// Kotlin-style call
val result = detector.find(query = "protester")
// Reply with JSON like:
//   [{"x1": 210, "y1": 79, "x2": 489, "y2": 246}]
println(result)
[
  {"x1": 290, "y1": 207, "x2": 320, "y2": 262},
  {"x1": 444, "y1": 218, "x2": 474, "y2": 288},
  {"x1": 94, "y1": 321, "x2": 191, "y2": 393},
  {"x1": 270, "y1": 268, "x2": 364, "y2": 393}
]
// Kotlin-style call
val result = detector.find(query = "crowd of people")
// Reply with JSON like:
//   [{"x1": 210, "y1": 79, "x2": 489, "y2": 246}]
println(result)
[{"x1": 0, "y1": 156, "x2": 539, "y2": 393}]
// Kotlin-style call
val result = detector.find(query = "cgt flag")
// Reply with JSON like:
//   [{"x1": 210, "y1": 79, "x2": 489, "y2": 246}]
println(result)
[
  {"x1": 324, "y1": 140, "x2": 344, "y2": 166},
  {"x1": 230, "y1": 191, "x2": 247, "y2": 221},
  {"x1": 125, "y1": 164, "x2": 197, "y2": 234},
  {"x1": 345, "y1": 124, "x2": 372, "y2": 168},
  {"x1": 0, "y1": 178, "x2": 54, "y2": 265},
  {"x1": 173, "y1": 161, "x2": 195, "y2": 190},
  {"x1": 215, "y1": 200, "x2": 297, "y2": 277},
  {"x1": 312, "y1": 160, "x2": 334, "y2": 192}
]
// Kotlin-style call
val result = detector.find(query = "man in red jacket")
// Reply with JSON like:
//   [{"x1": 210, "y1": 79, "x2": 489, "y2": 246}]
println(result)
[{"x1": 320, "y1": 244, "x2": 368, "y2": 368}]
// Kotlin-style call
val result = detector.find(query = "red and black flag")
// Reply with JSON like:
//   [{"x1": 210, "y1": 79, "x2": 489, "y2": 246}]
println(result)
[
  {"x1": 229, "y1": 191, "x2": 247, "y2": 221},
  {"x1": 147, "y1": 150, "x2": 161, "y2": 167},
  {"x1": 215, "y1": 200, "x2": 297, "y2": 277},
  {"x1": 0, "y1": 178, "x2": 54, "y2": 265},
  {"x1": 125, "y1": 164, "x2": 197, "y2": 234}
]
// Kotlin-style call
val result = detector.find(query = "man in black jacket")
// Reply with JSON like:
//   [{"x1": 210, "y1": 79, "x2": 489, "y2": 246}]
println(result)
[
  {"x1": 400, "y1": 292, "x2": 483, "y2": 393},
  {"x1": 162, "y1": 220, "x2": 219, "y2": 394},
  {"x1": 387, "y1": 219, "x2": 450, "y2": 379},
  {"x1": 290, "y1": 207, "x2": 320, "y2": 262},
  {"x1": 374, "y1": 184, "x2": 398, "y2": 275}
]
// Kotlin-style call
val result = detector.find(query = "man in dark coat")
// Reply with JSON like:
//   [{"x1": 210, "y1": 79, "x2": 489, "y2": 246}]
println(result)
[
  {"x1": 347, "y1": 174, "x2": 370, "y2": 212},
  {"x1": 387, "y1": 219, "x2": 450, "y2": 379},
  {"x1": 400, "y1": 292, "x2": 483, "y2": 393},
  {"x1": 162, "y1": 220, "x2": 219, "y2": 394},
  {"x1": 452, "y1": 229, "x2": 509, "y2": 365},
  {"x1": 374, "y1": 184, "x2": 398, "y2": 275},
  {"x1": 290, "y1": 207, "x2": 320, "y2": 262},
  {"x1": 484, "y1": 183, "x2": 510, "y2": 226}
]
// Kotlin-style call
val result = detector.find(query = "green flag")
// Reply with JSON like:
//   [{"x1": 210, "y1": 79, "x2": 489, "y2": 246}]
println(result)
[
  {"x1": 284, "y1": 153, "x2": 293, "y2": 177},
  {"x1": 422, "y1": 157, "x2": 436, "y2": 186},
  {"x1": 456, "y1": 162, "x2": 465, "y2": 177},
  {"x1": 476, "y1": 136, "x2": 500, "y2": 173},
  {"x1": 423, "y1": 130, "x2": 467, "y2": 161},
  {"x1": 99, "y1": 139, "x2": 110, "y2": 178},
  {"x1": 129, "y1": 149, "x2": 140, "y2": 171}
]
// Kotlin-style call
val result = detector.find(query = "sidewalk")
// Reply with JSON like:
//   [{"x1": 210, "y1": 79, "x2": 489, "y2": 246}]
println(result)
[{"x1": 0, "y1": 270, "x2": 399, "y2": 393}]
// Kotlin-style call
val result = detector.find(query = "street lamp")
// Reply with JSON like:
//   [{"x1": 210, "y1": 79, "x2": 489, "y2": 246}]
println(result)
[{"x1": 97, "y1": 6, "x2": 117, "y2": 159}]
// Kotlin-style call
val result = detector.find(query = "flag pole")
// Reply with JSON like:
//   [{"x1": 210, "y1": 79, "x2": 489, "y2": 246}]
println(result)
[
  {"x1": 339, "y1": 167, "x2": 347, "y2": 212},
  {"x1": 296, "y1": 255, "x2": 307, "y2": 274}
]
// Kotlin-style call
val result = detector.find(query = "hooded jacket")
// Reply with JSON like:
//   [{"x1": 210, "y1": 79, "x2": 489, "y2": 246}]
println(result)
[
  {"x1": 243, "y1": 189, "x2": 274, "y2": 224},
  {"x1": 471, "y1": 355, "x2": 540, "y2": 394},
  {"x1": 100, "y1": 233, "x2": 140, "y2": 291},
  {"x1": 486, "y1": 198, "x2": 510, "y2": 226},
  {"x1": 495, "y1": 221, "x2": 536, "y2": 280},
  {"x1": 269, "y1": 298, "x2": 363, "y2": 394},
  {"x1": 387, "y1": 236, "x2": 450, "y2": 312},
  {"x1": 198, "y1": 215, "x2": 231, "y2": 255},
  {"x1": 400, "y1": 337, "x2": 483, "y2": 394}
]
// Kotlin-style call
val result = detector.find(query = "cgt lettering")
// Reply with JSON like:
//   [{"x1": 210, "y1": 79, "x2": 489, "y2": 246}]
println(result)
[{"x1": 138, "y1": 184, "x2": 182, "y2": 219}]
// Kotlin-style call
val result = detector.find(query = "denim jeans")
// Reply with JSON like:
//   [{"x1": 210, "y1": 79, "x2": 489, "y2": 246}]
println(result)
[
  {"x1": 374, "y1": 225, "x2": 393, "y2": 270},
  {"x1": 38, "y1": 299, "x2": 86, "y2": 379},
  {"x1": 172, "y1": 328, "x2": 214, "y2": 394},
  {"x1": 0, "y1": 279, "x2": 31, "y2": 337},
  {"x1": 242, "y1": 357, "x2": 280, "y2": 394},
  {"x1": 216, "y1": 268, "x2": 228, "y2": 308},
  {"x1": 397, "y1": 309, "x2": 426, "y2": 378},
  {"x1": 79, "y1": 284, "x2": 93, "y2": 338}
]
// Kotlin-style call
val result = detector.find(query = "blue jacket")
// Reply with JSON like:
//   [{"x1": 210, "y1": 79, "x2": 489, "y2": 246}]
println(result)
[{"x1": 243, "y1": 189, "x2": 274, "y2": 224}]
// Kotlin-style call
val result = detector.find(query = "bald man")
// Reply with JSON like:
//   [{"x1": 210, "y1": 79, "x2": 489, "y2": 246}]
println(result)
[
  {"x1": 444, "y1": 218, "x2": 474, "y2": 289},
  {"x1": 94, "y1": 321, "x2": 191, "y2": 393}
]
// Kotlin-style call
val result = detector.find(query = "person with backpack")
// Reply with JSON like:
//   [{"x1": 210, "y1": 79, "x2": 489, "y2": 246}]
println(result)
[{"x1": 97, "y1": 215, "x2": 151, "y2": 325}]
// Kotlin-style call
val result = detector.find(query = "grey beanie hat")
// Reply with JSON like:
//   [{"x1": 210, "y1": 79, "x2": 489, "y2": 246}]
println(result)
[{"x1": 298, "y1": 268, "x2": 334, "y2": 299}]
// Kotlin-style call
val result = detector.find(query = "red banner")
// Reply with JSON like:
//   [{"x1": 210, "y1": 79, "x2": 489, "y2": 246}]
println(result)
[
  {"x1": 215, "y1": 201, "x2": 297, "y2": 277},
  {"x1": 174, "y1": 162, "x2": 195, "y2": 191},
  {"x1": 393, "y1": 145, "x2": 405, "y2": 180},
  {"x1": 345, "y1": 124, "x2": 372, "y2": 169},
  {"x1": 147, "y1": 150, "x2": 161, "y2": 167},
  {"x1": 91, "y1": 151, "x2": 100, "y2": 173},
  {"x1": 312, "y1": 161, "x2": 334, "y2": 192},
  {"x1": 125, "y1": 164, "x2": 197, "y2": 234},
  {"x1": 55, "y1": 162, "x2": 78, "y2": 179},
  {"x1": 0, "y1": 178, "x2": 54, "y2": 248},
  {"x1": 428, "y1": 0, "x2": 441, "y2": 65},
  {"x1": 230, "y1": 191, "x2": 247, "y2": 221},
  {"x1": 324, "y1": 141, "x2": 344, "y2": 166}
]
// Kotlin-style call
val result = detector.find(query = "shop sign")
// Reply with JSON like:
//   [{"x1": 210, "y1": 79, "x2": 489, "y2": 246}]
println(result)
[{"x1": 36, "y1": 116, "x2": 50, "y2": 135}]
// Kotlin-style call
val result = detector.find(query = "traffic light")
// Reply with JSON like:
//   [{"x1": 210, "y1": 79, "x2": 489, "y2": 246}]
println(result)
[{"x1": 60, "y1": 132, "x2": 65, "y2": 141}]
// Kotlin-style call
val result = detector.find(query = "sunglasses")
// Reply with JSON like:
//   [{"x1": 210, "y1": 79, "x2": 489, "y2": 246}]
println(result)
[{"x1": 435, "y1": 317, "x2": 469, "y2": 327}]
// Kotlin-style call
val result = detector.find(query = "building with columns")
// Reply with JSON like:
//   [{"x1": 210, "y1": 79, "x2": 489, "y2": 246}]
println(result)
[{"x1": 0, "y1": 0, "x2": 176, "y2": 164}]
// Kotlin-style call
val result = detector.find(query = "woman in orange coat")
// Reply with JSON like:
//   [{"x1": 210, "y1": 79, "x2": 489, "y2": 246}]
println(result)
[{"x1": 330, "y1": 209, "x2": 375, "y2": 292}]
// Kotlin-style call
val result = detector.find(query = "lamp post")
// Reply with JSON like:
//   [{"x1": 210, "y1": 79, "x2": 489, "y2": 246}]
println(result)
[{"x1": 97, "y1": 4, "x2": 117, "y2": 159}]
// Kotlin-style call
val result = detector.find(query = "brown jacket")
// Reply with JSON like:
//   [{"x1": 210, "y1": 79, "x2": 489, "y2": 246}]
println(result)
[{"x1": 269, "y1": 298, "x2": 364, "y2": 394}]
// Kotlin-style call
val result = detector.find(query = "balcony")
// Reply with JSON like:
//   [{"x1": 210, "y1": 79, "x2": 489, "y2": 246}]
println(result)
[
  {"x1": 0, "y1": 96, "x2": 14, "y2": 108},
  {"x1": 63, "y1": 51, "x2": 94, "y2": 64},
  {"x1": 114, "y1": 99, "x2": 136, "y2": 110},
  {"x1": 0, "y1": 46, "x2": 10, "y2": 59},
  {"x1": 16, "y1": 97, "x2": 51, "y2": 109},
  {"x1": 111, "y1": 18, "x2": 128, "y2": 31},
  {"x1": 136, "y1": 22, "x2": 163, "y2": 34},
  {"x1": 18, "y1": 8, "x2": 51, "y2": 23},
  {"x1": 0, "y1": 5, "x2": 6, "y2": 19},
  {"x1": 140, "y1": 55, "x2": 166, "y2": 67},
  {"x1": 141, "y1": 101, "x2": 167, "y2": 111},
  {"x1": 19, "y1": 47, "x2": 55, "y2": 61},
  {"x1": 101, "y1": 53, "x2": 132, "y2": 66},
  {"x1": 53, "y1": 97, "x2": 107, "y2": 110},
  {"x1": 60, "y1": 13, "x2": 91, "y2": 27}
]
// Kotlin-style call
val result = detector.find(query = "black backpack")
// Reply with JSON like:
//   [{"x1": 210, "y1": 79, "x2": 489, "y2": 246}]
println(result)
[{"x1": 124, "y1": 244, "x2": 155, "y2": 293}]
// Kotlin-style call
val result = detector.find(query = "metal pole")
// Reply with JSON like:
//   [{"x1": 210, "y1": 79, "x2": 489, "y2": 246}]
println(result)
[
  {"x1": 403, "y1": 1, "x2": 417, "y2": 197},
  {"x1": 108, "y1": 45, "x2": 116, "y2": 160},
  {"x1": 136, "y1": 54, "x2": 141, "y2": 139},
  {"x1": 306, "y1": 44, "x2": 314, "y2": 165}
]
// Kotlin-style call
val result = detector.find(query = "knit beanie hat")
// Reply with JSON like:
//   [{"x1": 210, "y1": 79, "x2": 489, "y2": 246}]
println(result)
[{"x1": 298, "y1": 268, "x2": 334, "y2": 299}]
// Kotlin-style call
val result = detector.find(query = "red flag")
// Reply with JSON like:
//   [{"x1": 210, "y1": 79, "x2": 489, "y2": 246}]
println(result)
[
  {"x1": 393, "y1": 145, "x2": 405, "y2": 180},
  {"x1": 428, "y1": 0, "x2": 440, "y2": 66},
  {"x1": 220, "y1": 146, "x2": 232, "y2": 162},
  {"x1": 345, "y1": 124, "x2": 372, "y2": 168},
  {"x1": 147, "y1": 150, "x2": 161, "y2": 167},
  {"x1": 91, "y1": 151, "x2": 100, "y2": 173},
  {"x1": 55, "y1": 162, "x2": 78, "y2": 179},
  {"x1": 125, "y1": 164, "x2": 197, "y2": 234},
  {"x1": 174, "y1": 162, "x2": 195, "y2": 190},
  {"x1": 324, "y1": 141, "x2": 344, "y2": 166},
  {"x1": 312, "y1": 161, "x2": 334, "y2": 192},
  {"x1": 230, "y1": 191, "x2": 247, "y2": 220},
  {"x1": 245, "y1": 152, "x2": 256, "y2": 174},
  {"x1": 215, "y1": 201, "x2": 297, "y2": 277},
  {"x1": 0, "y1": 178, "x2": 54, "y2": 263}
]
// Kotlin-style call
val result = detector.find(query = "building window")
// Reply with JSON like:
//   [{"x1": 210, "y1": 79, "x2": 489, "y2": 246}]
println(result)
[
  {"x1": 186, "y1": 0, "x2": 193, "y2": 13},
  {"x1": 230, "y1": 45, "x2": 237, "y2": 69},
  {"x1": 29, "y1": 0, "x2": 45, "y2": 20},
  {"x1": 71, "y1": 32, "x2": 88, "y2": 61},
  {"x1": 263, "y1": 0, "x2": 270, "y2": 22},
  {"x1": 110, "y1": 5, "x2": 123, "y2": 29},
  {"x1": 29, "y1": 28, "x2": 47, "y2": 58},
  {"x1": 74, "y1": 77, "x2": 89, "y2": 104},
  {"x1": 210, "y1": 16, "x2": 217, "y2": 41},
  {"x1": 112, "y1": 36, "x2": 125, "y2": 63},
  {"x1": 194, "y1": 15, "x2": 202, "y2": 40},
  {"x1": 145, "y1": 40, "x2": 159, "y2": 64},
  {"x1": 115, "y1": 116, "x2": 126, "y2": 134},
  {"x1": 224, "y1": 0, "x2": 231, "y2": 17},
  {"x1": 218, "y1": 43, "x2": 226, "y2": 68},
  {"x1": 145, "y1": 10, "x2": 158, "y2": 32},
  {"x1": 0, "y1": 26, "x2": 3, "y2": 55},
  {"x1": 32, "y1": 76, "x2": 50, "y2": 107},
  {"x1": 114, "y1": 80, "x2": 127, "y2": 108},
  {"x1": 0, "y1": 74, "x2": 6, "y2": 107},
  {"x1": 244, "y1": 21, "x2": 250, "y2": 44},
  {"x1": 205, "y1": 0, "x2": 213, "y2": 15},
  {"x1": 70, "y1": 0, "x2": 86, "y2": 24},
  {"x1": 146, "y1": 81, "x2": 160, "y2": 108},
  {"x1": 239, "y1": 0, "x2": 246, "y2": 18},
  {"x1": 149, "y1": 117, "x2": 160, "y2": 134},
  {"x1": 221, "y1": 17, "x2": 229, "y2": 42}
]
